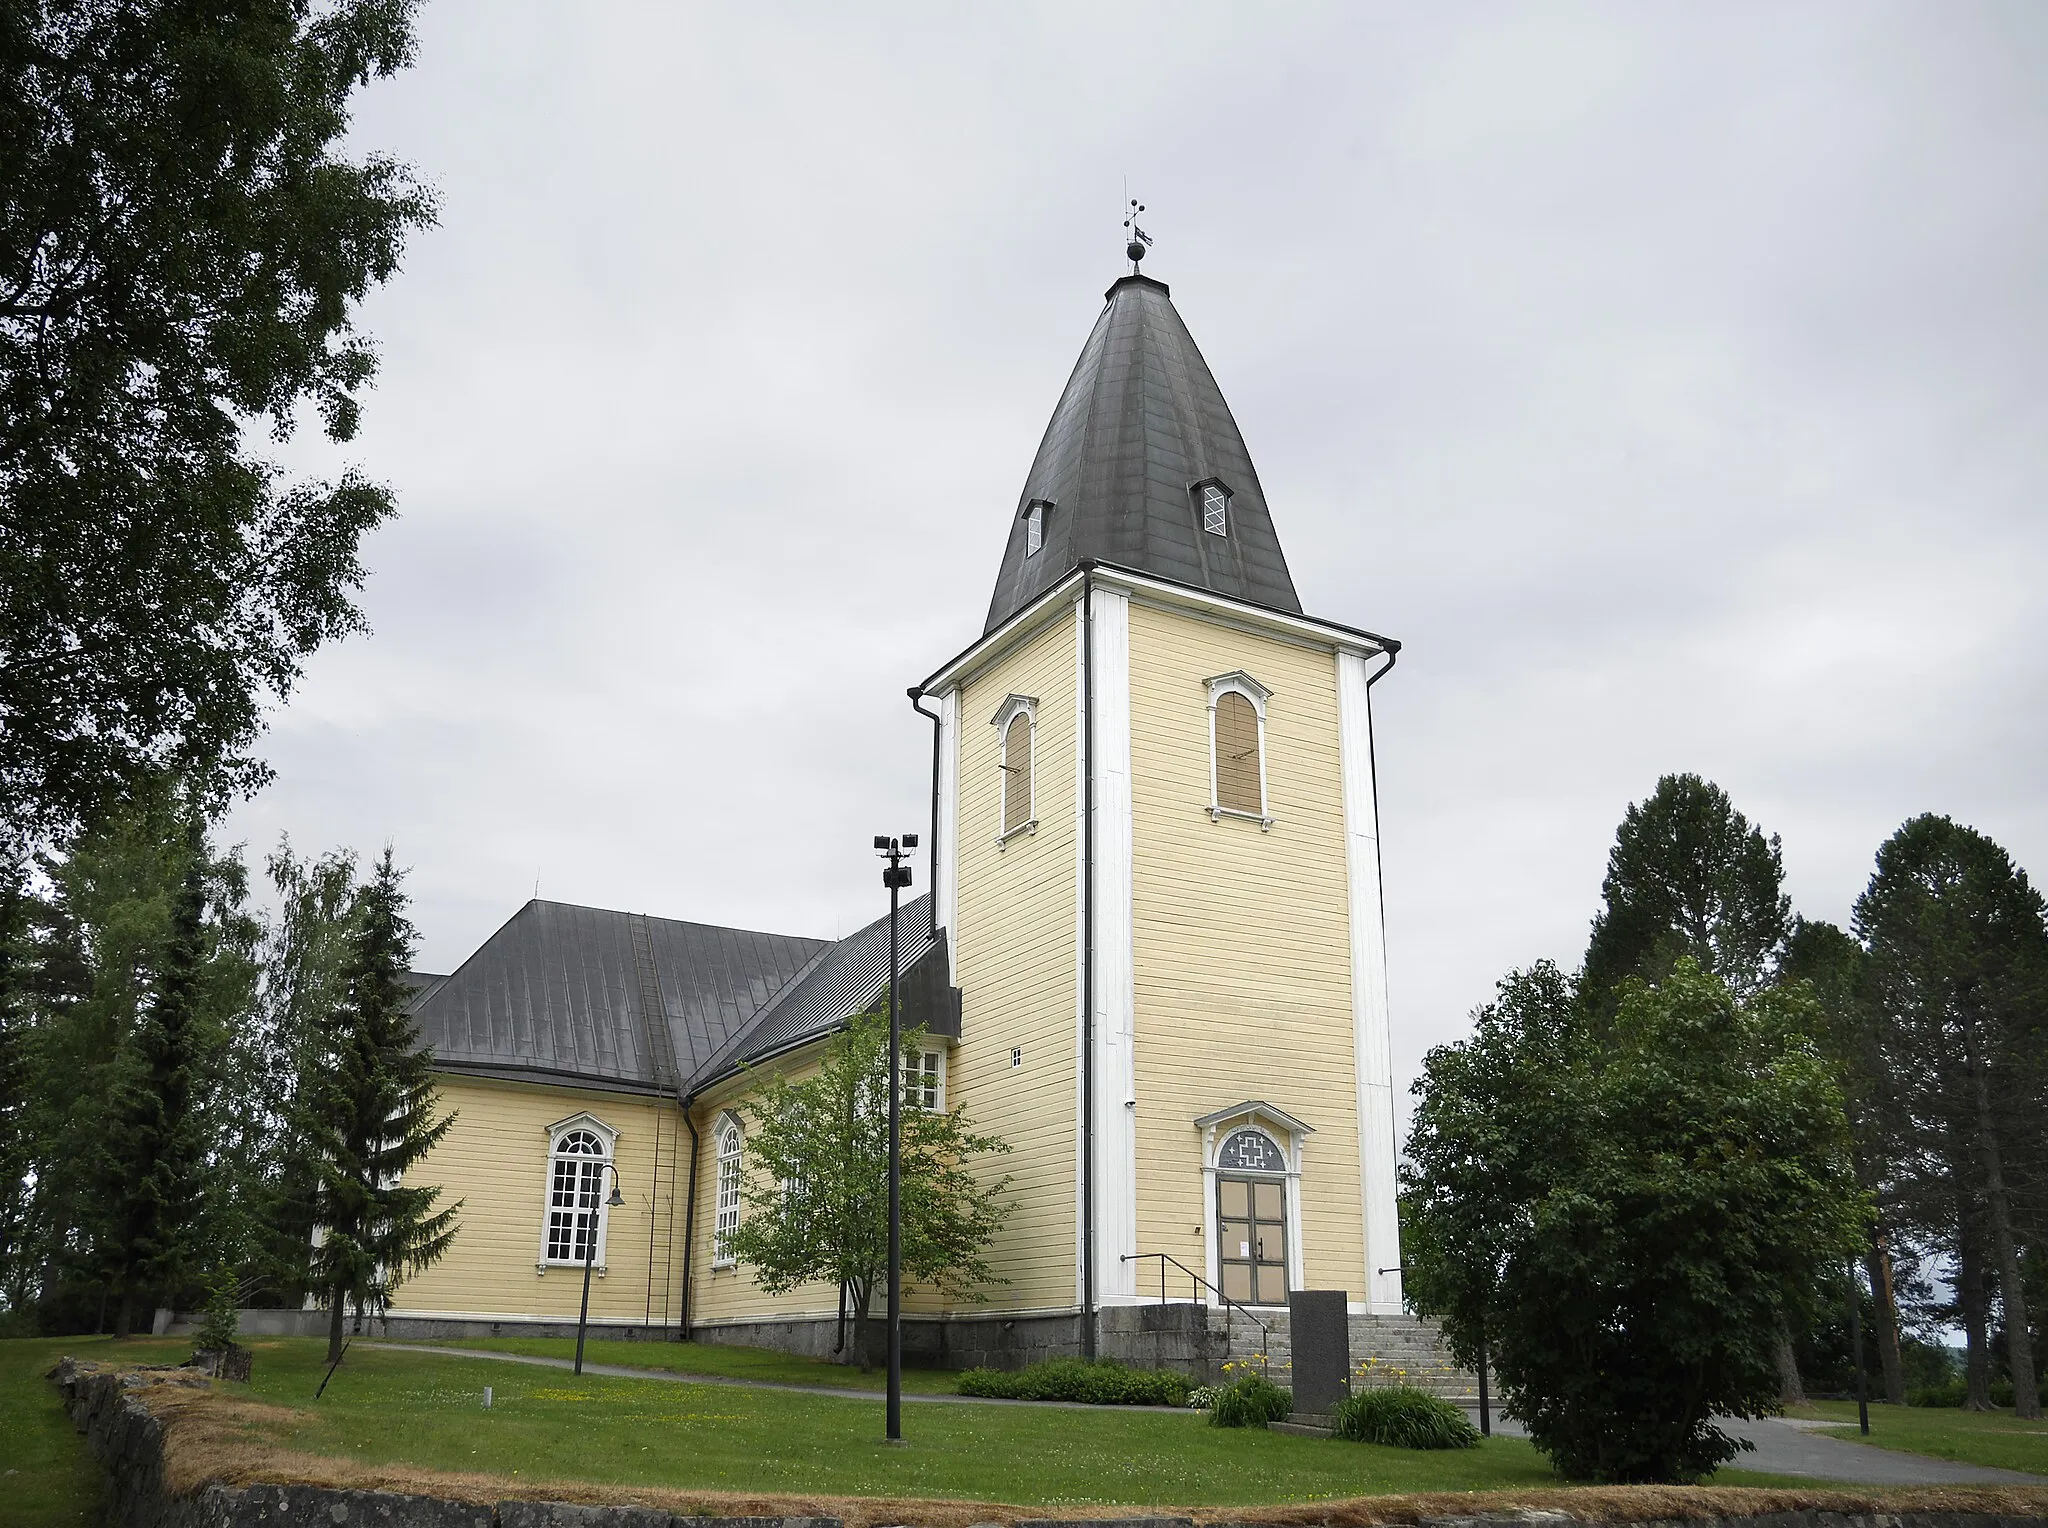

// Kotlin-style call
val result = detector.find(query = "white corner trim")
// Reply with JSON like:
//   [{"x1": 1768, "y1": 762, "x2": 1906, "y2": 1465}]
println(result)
[
  {"x1": 1072, "y1": 595, "x2": 1088, "y2": 1306},
  {"x1": 1090, "y1": 585, "x2": 1137, "y2": 1299},
  {"x1": 938, "y1": 687, "x2": 958, "y2": 966},
  {"x1": 1338, "y1": 650, "x2": 1403, "y2": 1316}
]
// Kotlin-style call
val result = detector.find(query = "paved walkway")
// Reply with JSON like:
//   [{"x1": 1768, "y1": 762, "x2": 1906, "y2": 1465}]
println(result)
[
  {"x1": 1463, "y1": 1407, "x2": 2045, "y2": 1486},
  {"x1": 370, "y1": 1345, "x2": 2045, "y2": 1486}
]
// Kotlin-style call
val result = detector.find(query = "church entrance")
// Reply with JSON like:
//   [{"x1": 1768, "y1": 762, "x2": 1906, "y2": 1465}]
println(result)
[{"x1": 1216, "y1": 1174, "x2": 1289, "y2": 1305}]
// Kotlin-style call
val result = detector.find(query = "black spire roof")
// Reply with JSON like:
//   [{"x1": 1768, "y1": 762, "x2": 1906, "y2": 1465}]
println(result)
[{"x1": 984, "y1": 274, "x2": 1302, "y2": 634}]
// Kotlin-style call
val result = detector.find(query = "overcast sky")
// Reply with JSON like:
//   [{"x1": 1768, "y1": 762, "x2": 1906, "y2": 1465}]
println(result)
[{"x1": 229, "y1": 1, "x2": 2048, "y2": 1114}]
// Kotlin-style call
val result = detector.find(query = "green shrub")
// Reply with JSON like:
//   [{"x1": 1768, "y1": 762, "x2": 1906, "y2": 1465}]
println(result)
[
  {"x1": 1906, "y1": 1378, "x2": 2017, "y2": 1409},
  {"x1": 1209, "y1": 1372, "x2": 1292, "y2": 1427},
  {"x1": 955, "y1": 1356, "x2": 1190, "y2": 1406},
  {"x1": 1186, "y1": 1384, "x2": 1219, "y2": 1410},
  {"x1": 1332, "y1": 1385, "x2": 1480, "y2": 1449}
]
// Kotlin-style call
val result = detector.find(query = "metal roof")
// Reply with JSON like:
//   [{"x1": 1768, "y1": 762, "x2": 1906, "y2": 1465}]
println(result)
[
  {"x1": 411, "y1": 899, "x2": 828, "y2": 1094},
  {"x1": 984, "y1": 274, "x2": 1302, "y2": 634},
  {"x1": 700, "y1": 893, "x2": 937, "y2": 1083}
]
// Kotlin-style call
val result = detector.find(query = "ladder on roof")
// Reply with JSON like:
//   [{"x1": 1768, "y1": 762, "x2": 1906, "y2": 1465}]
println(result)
[{"x1": 627, "y1": 913, "x2": 683, "y2": 1329}]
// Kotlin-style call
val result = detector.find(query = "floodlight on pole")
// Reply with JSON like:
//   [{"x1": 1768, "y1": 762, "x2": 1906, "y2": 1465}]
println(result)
[{"x1": 874, "y1": 832, "x2": 916, "y2": 1442}]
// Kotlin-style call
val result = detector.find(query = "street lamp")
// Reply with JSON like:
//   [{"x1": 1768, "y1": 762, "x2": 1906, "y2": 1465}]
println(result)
[
  {"x1": 875, "y1": 831, "x2": 917, "y2": 1442},
  {"x1": 573, "y1": 1162, "x2": 627, "y2": 1376}
]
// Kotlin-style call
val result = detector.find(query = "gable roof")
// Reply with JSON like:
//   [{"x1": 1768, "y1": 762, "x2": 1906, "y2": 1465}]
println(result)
[
  {"x1": 412, "y1": 895, "x2": 941, "y2": 1097},
  {"x1": 983, "y1": 273, "x2": 1301, "y2": 635}
]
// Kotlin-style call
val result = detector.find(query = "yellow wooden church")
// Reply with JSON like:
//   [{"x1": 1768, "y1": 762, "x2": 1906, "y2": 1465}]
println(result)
[{"x1": 385, "y1": 264, "x2": 1419, "y2": 1371}]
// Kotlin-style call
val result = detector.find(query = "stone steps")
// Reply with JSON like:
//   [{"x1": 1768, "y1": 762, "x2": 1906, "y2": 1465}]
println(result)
[{"x1": 1216, "y1": 1308, "x2": 1481, "y2": 1400}]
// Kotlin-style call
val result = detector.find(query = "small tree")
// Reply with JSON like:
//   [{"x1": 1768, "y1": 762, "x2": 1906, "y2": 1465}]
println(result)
[
  {"x1": 725, "y1": 1006, "x2": 1012, "y2": 1368},
  {"x1": 303, "y1": 848, "x2": 458, "y2": 1362},
  {"x1": 1404, "y1": 959, "x2": 1864, "y2": 1482}
]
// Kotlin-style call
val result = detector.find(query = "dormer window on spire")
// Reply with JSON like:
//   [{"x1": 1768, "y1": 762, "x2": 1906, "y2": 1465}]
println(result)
[
  {"x1": 1199, "y1": 481, "x2": 1230, "y2": 538},
  {"x1": 1024, "y1": 500, "x2": 1049, "y2": 557}
]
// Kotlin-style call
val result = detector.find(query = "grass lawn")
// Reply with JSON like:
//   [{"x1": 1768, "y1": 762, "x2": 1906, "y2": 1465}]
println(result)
[
  {"x1": 1789, "y1": 1400, "x2": 2048, "y2": 1477},
  {"x1": 1, "y1": 1334, "x2": 193, "y2": 1528},
  {"x1": 380, "y1": 1334, "x2": 960, "y2": 1395},
  {"x1": 2, "y1": 1335, "x2": 1858, "y2": 1516}
]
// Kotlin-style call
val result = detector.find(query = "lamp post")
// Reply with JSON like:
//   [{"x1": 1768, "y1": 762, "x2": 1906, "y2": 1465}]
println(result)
[
  {"x1": 875, "y1": 831, "x2": 917, "y2": 1443},
  {"x1": 573, "y1": 1162, "x2": 627, "y2": 1376}
]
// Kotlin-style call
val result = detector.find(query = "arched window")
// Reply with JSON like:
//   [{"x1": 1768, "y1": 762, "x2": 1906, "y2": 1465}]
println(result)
[
  {"x1": 991, "y1": 695, "x2": 1037, "y2": 843},
  {"x1": 1206, "y1": 672, "x2": 1271, "y2": 824},
  {"x1": 542, "y1": 1120, "x2": 615, "y2": 1267},
  {"x1": 713, "y1": 1116, "x2": 743, "y2": 1267}
]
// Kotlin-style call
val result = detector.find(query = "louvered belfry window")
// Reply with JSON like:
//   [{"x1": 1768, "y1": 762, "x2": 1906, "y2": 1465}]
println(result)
[
  {"x1": 1002, "y1": 712, "x2": 1032, "y2": 833},
  {"x1": 1214, "y1": 691, "x2": 1262, "y2": 816}
]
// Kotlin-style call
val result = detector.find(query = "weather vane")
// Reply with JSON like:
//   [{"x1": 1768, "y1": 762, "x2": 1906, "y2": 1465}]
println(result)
[{"x1": 1123, "y1": 195, "x2": 1152, "y2": 273}]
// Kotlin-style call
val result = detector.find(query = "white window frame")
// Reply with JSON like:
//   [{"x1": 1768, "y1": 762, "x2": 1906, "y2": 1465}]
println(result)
[
  {"x1": 537, "y1": 1112, "x2": 619, "y2": 1273},
  {"x1": 1205, "y1": 671, "x2": 1274, "y2": 829},
  {"x1": 713, "y1": 1112, "x2": 744, "y2": 1268},
  {"x1": 1199, "y1": 480, "x2": 1230, "y2": 537},
  {"x1": 903, "y1": 1048, "x2": 946, "y2": 1112},
  {"x1": 990, "y1": 693, "x2": 1038, "y2": 846},
  {"x1": 1024, "y1": 499, "x2": 1049, "y2": 557}
]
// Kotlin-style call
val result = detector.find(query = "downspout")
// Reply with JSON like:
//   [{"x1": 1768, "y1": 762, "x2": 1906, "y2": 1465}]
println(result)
[
  {"x1": 1079, "y1": 566, "x2": 1097, "y2": 1358},
  {"x1": 908, "y1": 688, "x2": 942, "y2": 940},
  {"x1": 1362, "y1": 642, "x2": 1400, "y2": 920},
  {"x1": 677, "y1": 1092, "x2": 701, "y2": 1341}
]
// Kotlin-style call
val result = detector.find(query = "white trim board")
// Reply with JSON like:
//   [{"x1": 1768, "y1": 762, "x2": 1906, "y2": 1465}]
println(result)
[
  {"x1": 1338, "y1": 650, "x2": 1403, "y2": 1315},
  {"x1": 1089, "y1": 585, "x2": 1137, "y2": 1299}
]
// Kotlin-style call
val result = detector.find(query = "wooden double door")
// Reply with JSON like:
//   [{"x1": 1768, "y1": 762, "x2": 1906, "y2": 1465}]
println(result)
[{"x1": 1217, "y1": 1174, "x2": 1288, "y2": 1305}]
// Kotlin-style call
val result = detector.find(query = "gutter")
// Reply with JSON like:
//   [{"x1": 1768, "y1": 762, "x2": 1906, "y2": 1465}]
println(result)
[{"x1": 1363, "y1": 645, "x2": 1399, "y2": 928}]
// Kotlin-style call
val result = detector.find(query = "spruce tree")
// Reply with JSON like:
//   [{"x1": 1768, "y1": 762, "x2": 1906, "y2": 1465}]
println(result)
[
  {"x1": 1582, "y1": 774, "x2": 1790, "y2": 1014},
  {"x1": 102, "y1": 827, "x2": 209, "y2": 1336},
  {"x1": 305, "y1": 848, "x2": 457, "y2": 1362}
]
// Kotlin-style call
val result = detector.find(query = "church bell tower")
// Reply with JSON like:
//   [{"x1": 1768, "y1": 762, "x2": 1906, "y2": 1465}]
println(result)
[{"x1": 913, "y1": 257, "x2": 1406, "y2": 1329}]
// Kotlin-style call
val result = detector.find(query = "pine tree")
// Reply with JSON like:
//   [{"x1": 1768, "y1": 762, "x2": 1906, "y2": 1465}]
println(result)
[
  {"x1": 102, "y1": 825, "x2": 209, "y2": 1336},
  {"x1": 1582, "y1": 774, "x2": 1790, "y2": 1014},
  {"x1": 1783, "y1": 915, "x2": 1908, "y2": 1404},
  {"x1": 304, "y1": 848, "x2": 458, "y2": 1363},
  {"x1": 1855, "y1": 815, "x2": 2046, "y2": 1420}
]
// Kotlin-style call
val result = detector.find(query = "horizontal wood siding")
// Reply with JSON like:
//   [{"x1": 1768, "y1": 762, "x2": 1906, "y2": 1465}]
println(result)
[
  {"x1": 1124, "y1": 600, "x2": 1368, "y2": 1301},
  {"x1": 396, "y1": 1075, "x2": 684, "y2": 1324},
  {"x1": 950, "y1": 609, "x2": 1080, "y2": 1313}
]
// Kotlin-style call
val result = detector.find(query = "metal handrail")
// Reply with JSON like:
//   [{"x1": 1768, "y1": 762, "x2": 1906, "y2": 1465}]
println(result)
[{"x1": 1120, "y1": 1252, "x2": 1271, "y2": 1368}]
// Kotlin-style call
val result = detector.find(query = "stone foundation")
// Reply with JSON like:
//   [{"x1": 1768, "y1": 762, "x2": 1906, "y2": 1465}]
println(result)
[{"x1": 692, "y1": 1302, "x2": 1230, "y2": 1380}]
